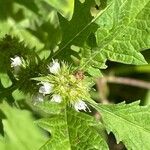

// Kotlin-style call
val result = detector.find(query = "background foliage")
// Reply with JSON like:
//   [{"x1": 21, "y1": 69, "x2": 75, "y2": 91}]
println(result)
[{"x1": 0, "y1": 0, "x2": 150, "y2": 149}]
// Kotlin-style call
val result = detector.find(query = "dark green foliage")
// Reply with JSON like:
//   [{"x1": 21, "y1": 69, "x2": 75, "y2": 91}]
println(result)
[{"x1": 0, "y1": 0, "x2": 149, "y2": 149}]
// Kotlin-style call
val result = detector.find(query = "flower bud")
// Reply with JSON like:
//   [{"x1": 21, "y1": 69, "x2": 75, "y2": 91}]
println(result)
[
  {"x1": 39, "y1": 82, "x2": 53, "y2": 95},
  {"x1": 11, "y1": 56, "x2": 22, "y2": 67},
  {"x1": 74, "y1": 100, "x2": 89, "y2": 112},
  {"x1": 33, "y1": 93, "x2": 44, "y2": 105},
  {"x1": 51, "y1": 94, "x2": 62, "y2": 103},
  {"x1": 48, "y1": 59, "x2": 60, "y2": 74}
]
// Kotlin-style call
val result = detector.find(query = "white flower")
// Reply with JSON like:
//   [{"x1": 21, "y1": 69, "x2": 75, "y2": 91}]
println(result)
[
  {"x1": 48, "y1": 59, "x2": 60, "y2": 74},
  {"x1": 33, "y1": 94, "x2": 44, "y2": 105},
  {"x1": 51, "y1": 94, "x2": 62, "y2": 103},
  {"x1": 39, "y1": 82, "x2": 53, "y2": 95},
  {"x1": 74, "y1": 100, "x2": 90, "y2": 112},
  {"x1": 11, "y1": 56, "x2": 22, "y2": 67}
]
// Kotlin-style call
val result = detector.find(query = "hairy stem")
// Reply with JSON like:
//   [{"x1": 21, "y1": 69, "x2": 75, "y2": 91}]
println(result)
[
  {"x1": 97, "y1": 76, "x2": 150, "y2": 104},
  {"x1": 106, "y1": 76, "x2": 150, "y2": 89}
]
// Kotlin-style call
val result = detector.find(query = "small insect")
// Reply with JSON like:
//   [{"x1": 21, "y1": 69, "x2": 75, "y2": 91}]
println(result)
[{"x1": 74, "y1": 70, "x2": 84, "y2": 80}]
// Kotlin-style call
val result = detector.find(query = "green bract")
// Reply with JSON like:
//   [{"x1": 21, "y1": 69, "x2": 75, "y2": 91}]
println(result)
[{"x1": 34, "y1": 61, "x2": 92, "y2": 107}]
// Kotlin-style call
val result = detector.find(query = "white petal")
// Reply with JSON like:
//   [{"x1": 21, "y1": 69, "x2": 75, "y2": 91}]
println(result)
[
  {"x1": 48, "y1": 59, "x2": 60, "y2": 74},
  {"x1": 51, "y1": 94, "x2": 62, "y2": 103},
  {"x1": 74, "y1": 100, "x2": 89, "y2": 112},
  {"x1": 39, "y1": 82, "x2": 53, "y2": 95},
  {"x1": 11, "y1": 56, "x2": 22, "y2": 67},
  {"x1": 33, "y1": 94, "x2": 44, "y2": 105},
  {"x1": 37, "y1": 94, "x2": 44, "y2": 102}
]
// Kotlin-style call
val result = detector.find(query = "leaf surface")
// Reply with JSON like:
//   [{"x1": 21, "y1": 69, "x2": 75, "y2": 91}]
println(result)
[
  {"x1": 54, "y1": 0, "x2": 150, "y2": 70},
  {"x1": 0, "y1": 102, "x2": 47, "y2": 150},
  {"x1": 37, "y1": 104, "x2": 108, "y2": 150},
  {"x1": 94, "y1": 101, "x2": 150, "y2": 150},
  {"x1": 94, "y1": 0, "x2": 150, "y2": 65},
  {"x1": 43, "y1": 0, "x2": 74, "y2": 20}
]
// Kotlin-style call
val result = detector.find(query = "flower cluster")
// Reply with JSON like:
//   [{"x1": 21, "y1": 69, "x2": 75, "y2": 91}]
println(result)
[
  {"x1": 11, "y1": 56, "x2": 91, "y2": 112},
  {"x1": 11, "y1": 55, "x2": 27, "y2": 73},
  {"x1": 36, "y1": 60, "x2": 91, "y2": 112}
]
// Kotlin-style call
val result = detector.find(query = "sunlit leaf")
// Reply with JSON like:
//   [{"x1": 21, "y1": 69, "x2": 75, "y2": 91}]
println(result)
[
  {"x1": 0, "y1": 102, "x2": 47, "y2": 150},
  {"x1": 94, "y1": 101, "x2": 150, "y2": 150}
]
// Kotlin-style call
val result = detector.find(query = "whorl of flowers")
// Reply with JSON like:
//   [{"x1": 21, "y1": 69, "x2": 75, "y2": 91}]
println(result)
[
  {"x1": 36, "y1": 60, "x2": 91, "y2": 112},
  {"x1": 11, "y1": 56, "x2": 91, "y2": 112}
]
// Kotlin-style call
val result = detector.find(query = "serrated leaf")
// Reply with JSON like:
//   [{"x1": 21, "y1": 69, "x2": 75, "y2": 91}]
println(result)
[
  {"x1": 0, "y1": 102, "x2": 47, "y2": 150},
  {"x1": 53, "y1": 0, "x2": 149, "y2": 70},
  {"x1": 94, "y1": 101, "x2": 150, "y2": 150},
  {"x1": 37, "y1": 107, "x2": 108, "y2": 150},
  {"x1": 34, "y1": 101, "x2": 65, "y2": 115},
  {"x1": 52, "y1": 0, "x2": 98, "y2": 62},
  {"x1": 87, "y1": 66, "x2": 103, "y2": 77},
  {"x1": 80, "y1": 46, "x2": 107, "y2": 71},
  {"x1": 81, "y1": 0, "x2": 150, "y2": 70},
  {"x1": 94, "y1": 0, "x2": 150, "y2": 65},
  {"x1": 43, "y1": 0, "x2": 74, "y2": 21}
]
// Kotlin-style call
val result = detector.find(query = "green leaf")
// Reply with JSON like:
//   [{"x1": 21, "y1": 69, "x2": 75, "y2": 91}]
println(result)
[
  {"x1": 80, "y1": 46, "x2": 107, "y2": 71},
  {"x1": 52, "y1": 0, "x2": 98, "y2": 62},
  {"x1": 87, "y1": 66, "x2": 103, "y2": 78},
  {"x1": 37, "y1": 107, "x2": 108, "y2": 150},
  {"x1": 0, "y1": 81, "x2": 15, "y2": 104},
  {"x1": 94, "y1": 0, "x2": 150, "y2": 65},
  {"x1": 0, "y1": 1, "x2": 61, "y2": 57},
  {"x1": 0, "y1": 1, "x2": 44, "y2": 51},
  {"x1": 144, "y1": 90, "x2": 150, "y2": 105},
  {"x1": 0, "y1": 73, "x2": 12, "y2": 88},
  {"x1": 34, "y1": 101, "x2": 65, "y2": 115},
  {"x1": 0, "y1": 102, "x2": 47, "y2": 150},
  {"x1": 94, "y1": 101, "x2": 150, "y2": 150},
  {"x1": 43, "y1": 0, "x2": 74, "y2": 21},
  {"x1": 54, "y1": 0, "x2": 149, "y2": 70}
]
